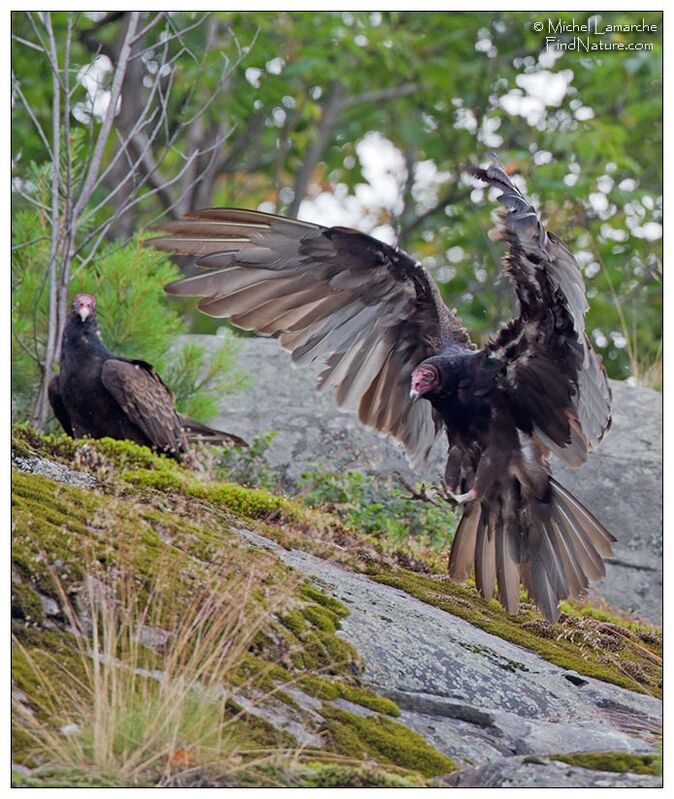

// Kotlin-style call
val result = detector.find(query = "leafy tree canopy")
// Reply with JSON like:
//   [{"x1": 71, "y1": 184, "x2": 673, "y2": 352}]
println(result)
[{"x1": 12, "y1": 10, "x2": 662, "y2": 384}]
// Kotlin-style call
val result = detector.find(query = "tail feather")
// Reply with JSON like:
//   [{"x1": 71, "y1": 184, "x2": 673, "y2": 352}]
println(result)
[
  {"x1": 548, "y1": 519, "x2": 588, "y2": 598},
  {"x1": 447, "y1": 501, "x2": 481, "y2": 581},
  {"x1": 449, "y1": 479, "x2": 614, "y2": 623},
  {"x1": 496, "y1": 517, "x2": 521, "y2": 614},
  {"x1": 179, "y1": 415, "x2": 247, "y2": 449},
  {"x1": 522, "y1": 517, "x2": 569, "y2": 622},
  {"x1": 551, "y1": 480, "x2": 616, "y2": 557},
  {"x1": 474, "y1": 514, "x2": 496, "y2": 602}
]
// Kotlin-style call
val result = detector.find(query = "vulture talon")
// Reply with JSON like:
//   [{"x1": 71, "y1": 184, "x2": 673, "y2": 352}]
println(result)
[{"x1": 448, "y1": 487, "x2": 478, "y2": 505}]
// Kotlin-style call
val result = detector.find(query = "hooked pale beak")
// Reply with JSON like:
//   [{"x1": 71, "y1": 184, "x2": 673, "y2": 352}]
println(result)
[
  {"x1": 409, "y1": 388, "x2": 420, "y2": 402},
  {"x1": 78, "y1": 307, "x2": 91, "y2": 321}
]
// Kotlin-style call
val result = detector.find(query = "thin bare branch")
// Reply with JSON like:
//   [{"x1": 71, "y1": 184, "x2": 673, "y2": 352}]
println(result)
[
  {"x1": 130, "y1": 11, "x2": 166, "y2": 45},
  {"x1": 13, "y1": 330, "x2": 42, "y2": 368},
  {"x1": 11, "y1": 34, "x2": 46, "y2": 53},
  {"x1": 54, "y1": 17, "x2": 76, "y2": 366},
  {"x1": 11, "y1": 187, "x2": 51, "y2": 213},
  {"x1": 81, "y1": 34, "x2": 177, "y2": 204},
  {"x1": 26, "y1": 12, "x2": 51, "y2": 62},
  {"x1": 12, "y1": 236, "x2": 51, "y2": 252},
  {"x1": 71, "y1": 149, "x2": 203, "y2": 279},
  {"x1": 341, "y1": 81, "x2": 421, "y2": 109},
  {"x1": 30, "y1": 12, "x2": 62, "y2": 427},
  {"x1": 29, "y1": 12, "x2": 68, "y2": 95},
  {"x1": 78, "y1": 57, "x2": 181, "y2": 226},
  {"x1": 395, "y1": 475, "x2": 440, "y2": 506},
  {"x1": 129, "y1": 13, "x2": 210, "y2": 62}
]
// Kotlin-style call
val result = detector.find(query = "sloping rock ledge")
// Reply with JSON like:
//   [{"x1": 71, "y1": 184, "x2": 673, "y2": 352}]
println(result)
[{"x1": 11, "y1": 431, "x2": 661, "y2": 788}]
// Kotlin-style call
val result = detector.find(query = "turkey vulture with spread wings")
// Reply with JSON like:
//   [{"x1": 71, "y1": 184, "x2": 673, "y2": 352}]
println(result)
[
  {"x1": 49, "y1": 293, "x2": 246, "y2": 460},
  {"x1": 148, "y1": 155, "x2": 614, "y2": 622}
]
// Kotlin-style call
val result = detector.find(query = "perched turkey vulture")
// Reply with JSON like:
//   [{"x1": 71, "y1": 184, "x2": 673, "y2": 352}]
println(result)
[
  {"x1": 148, "y1": 155, "x2": 615, "y2": 622},
  {"x1": 49, "y1": 293, "x2": 246, "y2": 460}
]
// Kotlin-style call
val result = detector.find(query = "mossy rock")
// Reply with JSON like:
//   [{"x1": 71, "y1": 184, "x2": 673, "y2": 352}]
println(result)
[
  {"x1": 12, "y1": 767, "x2": 129, "y2": 788},
  {"x1": 12, "y1": 425, "x2": 177, "y2": 474},
  {"x1": 299, "y1": 763, "x2": 421, "y2": 787},
  {"x1": 321, "y1": 705, "x2": 458, "y2": 777},
  {"x1": 11, "y1": 580, "x2": 45, "y2": 623},
  {"x1": 297, "y1": 675, "x2": 400, "y2": 716},
  {"x1": 372, "y1": 570, "x2": 662, "y2": 697},
  {"x1": 549, "y1": 751, "x2": 662, "y2": 776},
  {"x1": 11, "y1": 428, "x2": 453, "y2": 784}
]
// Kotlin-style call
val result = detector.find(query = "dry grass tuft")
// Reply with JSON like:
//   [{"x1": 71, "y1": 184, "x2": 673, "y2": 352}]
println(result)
[{"x1": 13, "y1": 549, "x2": 300, "y2": 786}]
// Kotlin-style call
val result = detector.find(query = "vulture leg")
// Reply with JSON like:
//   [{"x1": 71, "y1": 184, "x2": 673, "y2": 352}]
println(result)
[{"x1": 447, "y1": 487, "x2": 478, "y2": 505}]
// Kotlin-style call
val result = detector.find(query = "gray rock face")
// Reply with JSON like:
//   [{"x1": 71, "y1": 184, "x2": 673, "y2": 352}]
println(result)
[
  {"x1": 191, "y1": 334, "x2": 663, "y2": 623},
  {"x1": 12, "y1": 454, "x2": 97, "y2": 489},
  {"x1": 438, "y1": 755, "x2": 661, "y2": 788},
  {"x1": 238, "y1": 527, "x2": 661, "y2": 787}
]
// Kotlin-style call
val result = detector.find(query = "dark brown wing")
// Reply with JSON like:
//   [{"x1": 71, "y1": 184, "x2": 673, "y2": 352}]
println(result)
[
  {"x1": 101, "y1": 359, "x2": 187, "y2": 457},
  {"x1": 48, "y1": 374, "x2": 74, "y2": 437},
  {"x1": 466, "y1": 156, "x2": 612, "y2": 467},
  {"x1": 148, "y1": 210, "x2": 472, "y2": 467}
]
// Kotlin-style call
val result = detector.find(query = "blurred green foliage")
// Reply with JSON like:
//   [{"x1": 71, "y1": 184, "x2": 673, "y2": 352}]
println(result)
[{"x1": 12, "y1": 11, "x2": 661, "y2": 384}]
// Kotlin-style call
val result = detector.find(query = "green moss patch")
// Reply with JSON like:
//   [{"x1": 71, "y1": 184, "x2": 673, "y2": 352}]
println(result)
[
  {"x1": 13, "y1": 425, "x2": 178, "y2": 474},
  {"x1": 372, "y1": 570, "x2": 661, "y2": 697},
  {"x1": 299, "y1": 763, "x2": 420, "y2": 787},
  {"x1": 12, "y1": 767, "x2": 129, "y2": 788},
  {"x1": 11, "y1": 580, "x2": 45, "y2": 623},
  {"x1": 297, "y1": 676, "x2": 400, "y2": 716},
  {"x1": 321, "y1": 706, "x2": 457, "y2": 777},
  {"x1": 299, "y1": 584, "x2": 350, "y2": 617},
  {"x1": 550, "y1": 752, "x2": 662, "y2": 776}
]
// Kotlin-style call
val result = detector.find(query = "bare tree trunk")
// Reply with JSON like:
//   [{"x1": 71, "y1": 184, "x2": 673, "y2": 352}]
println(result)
[
  {"x1": 287, "y1": 81, "x2": 345, "y2": 218},
  {"x1": 29, "y1": 14, "x2": 63, "y2": 429},
  {"x1": 101, "y1": 14, "x2": 148, "y2": 239}
]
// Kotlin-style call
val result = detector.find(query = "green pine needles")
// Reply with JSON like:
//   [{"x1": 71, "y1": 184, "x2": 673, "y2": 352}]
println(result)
[{"x1": 12, "y1": 211, "x2": 249, "y2": 425}]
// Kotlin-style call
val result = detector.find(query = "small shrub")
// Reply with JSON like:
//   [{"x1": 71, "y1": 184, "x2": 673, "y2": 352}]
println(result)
[
  {"x1": 300, "y1": 469, "x2": 457, "y2": 551},
  {"x1": 215, "y1": 432, "x2": 280, "y2": 490}
]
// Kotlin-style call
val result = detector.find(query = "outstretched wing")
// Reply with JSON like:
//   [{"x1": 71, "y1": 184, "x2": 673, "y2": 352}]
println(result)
[
  {"x1": 101, "y1": 359, "x2": 187, "y2": 457},
  {"x1": 148, "y1": 210, "x2": 472, "y2": 467},
  {"x1": 466, "y1": 156, "x2": 612, "y2": 467}
]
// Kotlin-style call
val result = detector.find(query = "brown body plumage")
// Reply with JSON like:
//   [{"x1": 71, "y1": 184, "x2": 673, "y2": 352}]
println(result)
[
  {"x1": 49, "y1": 293, "x2": 246, "y2": 460},
  {"x1": 147, "y1": 154, "x2": 615, "y2": 621}
]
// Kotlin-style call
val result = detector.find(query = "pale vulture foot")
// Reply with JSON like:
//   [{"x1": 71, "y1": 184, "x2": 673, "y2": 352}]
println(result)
[{"x1": 445, "y1": 487, "x2": 478, "y2": 505}]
